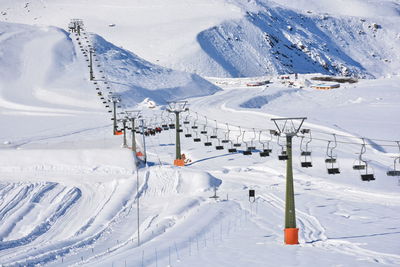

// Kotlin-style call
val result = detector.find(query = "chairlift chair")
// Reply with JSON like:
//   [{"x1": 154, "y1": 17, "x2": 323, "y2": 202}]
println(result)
[
  {"x1": 210, "y1": 120, "x2": 218, "y2": 139},
  {"x1": 387, "y1": 158, "x2": 400, "y2": 176},
  {"x1": 193, "y1": 129, "x2": 201, "y2": 142},
  {"x1": 192, "y1": 113, "x2": 199, "y2": 129},
  {"x1": 200, "y1": 116, "x2": 208, "y2": 134},
  {"x1": 300, "y1": 130, "x2": 313, "y2": 168},
  {"x1": 325, "y1": 137, "x2": 340, "y2": 174},
  {"x1": 386, "y1": 142, "x2": 400, "y2": 178},
  {"x1": 204, "y1": 135, "x2": 212, "y2": 146},
  {"x1": 215, "y1": 142, "x2": 224, "y2": 150},
  {"x1": 222, "y1": 124, "x2": 231, "y2": 143},
  {"x1": 233, "y1": 126, "x2": 242, "y2": 147},
  {"x1": 228, "y1": 141, "x2": 237, "y2": 153},
  {"x1": 277, "y1": 136, "x2": 288, "y2": 160}
]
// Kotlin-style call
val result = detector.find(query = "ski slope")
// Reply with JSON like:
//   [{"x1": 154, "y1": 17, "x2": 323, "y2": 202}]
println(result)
[{"x1": 0, "y1": 0, "x2": 400, "y2": 266}]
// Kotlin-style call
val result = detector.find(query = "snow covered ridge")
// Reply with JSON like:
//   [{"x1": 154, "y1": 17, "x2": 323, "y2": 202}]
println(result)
[
  {"x1": 192, "y1": 0, "x2": 400, "y2": 78},
  {"x1": 89, "y1": 34, "x2": 220, "y2": 106}
]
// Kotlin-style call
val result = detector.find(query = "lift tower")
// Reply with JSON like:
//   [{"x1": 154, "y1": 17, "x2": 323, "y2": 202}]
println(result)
[
  {"x1": 271, "y1": 117, "x2": 307, "y2": 245},
  {"x1": 125, "y1": 110, "x2": 142, "y2": 156},
  {"x1": 109, "y1": 94, "x2": 121, "y2": 135},
  {"x1": 167, "y1": 101, "x2": 188, "y2": 166}
]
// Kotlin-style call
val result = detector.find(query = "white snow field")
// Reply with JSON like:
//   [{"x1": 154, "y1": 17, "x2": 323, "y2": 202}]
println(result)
[{"x1": 0, "y1": 0, "x2": 400, "y2": 267}]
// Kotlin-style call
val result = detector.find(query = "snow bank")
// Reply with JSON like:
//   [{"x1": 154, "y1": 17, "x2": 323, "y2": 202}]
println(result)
[
  {"x1": 177, "y1": 169, "x2": 222, "y2": 194},
  {"x1": 0, "y1": 149, "x2": 135, "y2": 178}
]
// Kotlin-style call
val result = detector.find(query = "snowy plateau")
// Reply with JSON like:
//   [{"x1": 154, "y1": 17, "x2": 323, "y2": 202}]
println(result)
[{"x1": 0, "y1": 0, "x2": 400, "y2": 266}]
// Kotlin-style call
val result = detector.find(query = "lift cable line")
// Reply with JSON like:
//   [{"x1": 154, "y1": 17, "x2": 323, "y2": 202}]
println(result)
[
  {"x1": 271, "y1": 117, "x2": 307, "y2": 245},
  {"x1": 190, "y1": 110, "x2": 400, "y2": 147}
]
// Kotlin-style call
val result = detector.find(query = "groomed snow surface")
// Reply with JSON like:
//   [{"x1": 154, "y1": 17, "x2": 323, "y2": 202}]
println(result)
[{"x1": 1, "y1": 0, "x2": 400, "y2": 266}]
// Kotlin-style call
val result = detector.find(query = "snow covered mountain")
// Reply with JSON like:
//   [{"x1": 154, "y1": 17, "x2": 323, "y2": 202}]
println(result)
[{"x1": 1, "y1": 0, "x2": 399, "y2": 78}]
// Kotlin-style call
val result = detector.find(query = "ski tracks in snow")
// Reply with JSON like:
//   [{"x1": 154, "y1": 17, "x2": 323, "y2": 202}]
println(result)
[{"x1": 259, "y1": 192, "x2": 400, "y2": 265}]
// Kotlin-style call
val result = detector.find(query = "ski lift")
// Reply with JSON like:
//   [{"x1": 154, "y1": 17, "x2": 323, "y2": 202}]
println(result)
[
  {"x1": 325, "y1": 134, "x2": 340, "y2": 174},
  {"x1": 200, "y1": 116, "x2": 208, "y2": 134},
  {"x1": 192, "y1": 112, "x2": 199, "y2": 129},
  {"x1": 181, "y1": 112, "x2": 190, "y2": 125},
  {"x1": 160, "y1": 111, "x2": 169, "y2": 130},
  {"x1": 277, "y1": 135, "x2": 288, "y2": 160},
  {"x1": 228, "y1": 140, "x2": 237, "y2": 153},
  {"x1": 300, "y1": 129, "x2": 312, "y2": 168},
  {"x1": 184, "y1": 119, "x2": 192, "y2": 138},
  {"x1": 242, "y1": 131, "x2": 252, "y2": 155},
  {"x1": 387, "y1": 158, "x2": 400, "y2": 176},
  {"x1": 233, "y1": 126, "x2": 242, "y2": 147},
  {"x1": 354, "y1": 139, "x2": 375, "y2": 182},
  {"x1": 204, "y1": 135, "x2": 212, "y2": 146},
  {"x1": 210, "y1": 120, "x2": 218, "y2": 139},
  {"x1": 247, "y1": 128, "x2": 257, "y2": 151},
  {"x1": 222, "y1": 123, "x2": 230, "y2": 143},
  {"x1": 215, "y1": 137, "x2": 224, "y2": 150},
  {"x1": 258, "y1": 131, "x2": 272, "y2": 157},
  {"x1": 352, "y1": 140, "x2": 367, "y2": 171},
  {"x1": 387, "y1": 141, "x2": 400, "y2": 177}
]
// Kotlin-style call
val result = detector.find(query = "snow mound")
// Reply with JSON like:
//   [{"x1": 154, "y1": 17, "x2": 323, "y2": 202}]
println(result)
[{"x1": 177, "y1": 169, "x2": 222, "y2": 194}]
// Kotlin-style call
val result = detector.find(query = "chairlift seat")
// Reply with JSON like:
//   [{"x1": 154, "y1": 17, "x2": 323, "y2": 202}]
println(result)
[
  {"x1": 194, "y1": 138, "x2": 201, "y2": 142},
  {"x1": 243, "y1": 151, "x2": 252, "y2": 155},
  {"x1": 183, "y1": 121, "x2": 190, "y2": 124},
  {"x1": 260, "y1": 151, "x2": 269, "y2": 157},
  {"x1": 210, "y1": 135, "x2": 217, "y2": 139},
  {"x1": 361, "y1": 174, "x2": 375, "y2": 181},
  {"x1": 204, "y1": 142, "x2": 212, "y2": 146},
  {"x1": 228, "y1": 148, "x2": 237, "y2": 153},
  {"x1": 327, "y1": 168, "x2": 340, "y2": 174},
  {"x1": 221, "y1": 140, "x2": 229, "y2": 143},
  {"x1": 387, "y1": 170, "x2": 400, "y2": 176},
  {"x1": 278, "y1": 155, "x2": 288, "y2": 161},
  {"x1": 191, "y1": 126, "x2": 198, "y2": 129},
  {"x1": 353, "y1": 165, "x2": 366, "y2": 170},
  {"x1": 216, "y1": 146, "x2": 224, "y2": 150},
  {"x1": 264, "y1": 149, "x2": 272, "y2": 153},
  {"x1": 301, "y1": 162, "x2": 313, "y2": 168},
  {"x1": 325, "y1": 158, "x2": 337, "y2": 163},
  {"x1": 200, "y1": 131, "x2": 207, "y2": 134},
  {"x1": 178, "y1": 129, "x2": 183, "y2": 132},
  {"x1": 185, "y1": 134, "x2": 192, "y2": 138},
  {"x1": 162, "y1": 124, "x2": 168, "y2": 127},
  {"x1": 233, "y1": 143, "x2": 241, "y2": 147},
  {"x1": 301, "y1": 151, "x2": 311, "y2": 156}
]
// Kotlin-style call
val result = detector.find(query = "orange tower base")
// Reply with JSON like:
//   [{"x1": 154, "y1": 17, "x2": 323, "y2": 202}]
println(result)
[
  {"x1": 174, "y1": 159, "x2": 185, "y2": 166},
  {"x1": 284, "y1": 228, "x2": 299, "y2": 245},
  {"x1": 136, "y1": 151, "x2": 144, "y2": 157}
]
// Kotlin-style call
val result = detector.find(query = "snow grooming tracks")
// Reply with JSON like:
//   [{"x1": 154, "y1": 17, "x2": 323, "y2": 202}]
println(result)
[
  {"x1": 0, "y1": 187, "x2": 81, "y2": 251},
  {"x1": 259, "y1": 193, "x2": 400, "y2": 265}
]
